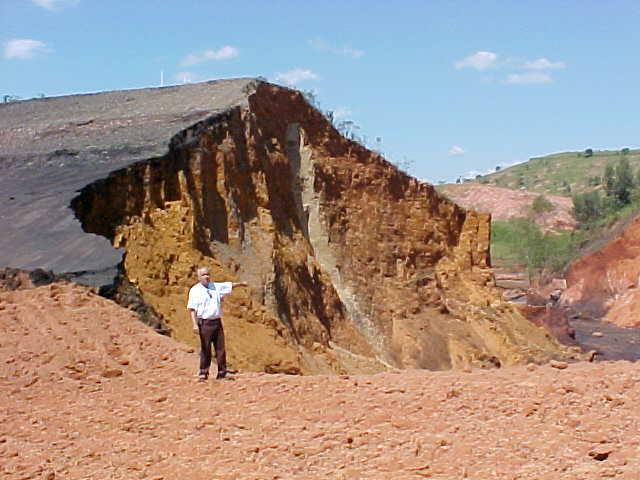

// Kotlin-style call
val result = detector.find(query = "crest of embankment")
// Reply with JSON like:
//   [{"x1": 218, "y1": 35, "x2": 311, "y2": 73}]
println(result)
[{"x1": 1, "y1": 79, "x2": 575, "y2": 373}]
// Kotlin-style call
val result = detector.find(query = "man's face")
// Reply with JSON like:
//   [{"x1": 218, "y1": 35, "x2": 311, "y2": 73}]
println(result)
[{"x1": 198, "y1": 269, "x2": 210, "y2": 286}]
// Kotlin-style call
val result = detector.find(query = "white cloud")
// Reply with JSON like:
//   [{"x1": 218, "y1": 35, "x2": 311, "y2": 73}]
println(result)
[
  {"x1": 180, "y1": 46, "x2": 239, "y2": 67},
  {"x1": 274, "y1": 68, "x2": 319, "y2": 86},
  {"x1": 455, "y1": 51, "x2": 497, "y2": 70},
  {"x1": 309, "y1": 37, "x2": 364, "y2": 59},
  {"x1": 3, "y1": 39, "x2": 50, "y2": 60},
  {"x1": 505, "y1": 72, "x2": 553, "y2": 84},
  {"x1": 32, "y1": 0, "x2": 79, "y2": 10},
  {"x1": 448, "y1": 145, "x2": 465, "y2": 156},
  {"x1": 523, "y1": 57, "x2": 566, "y2": 70}
]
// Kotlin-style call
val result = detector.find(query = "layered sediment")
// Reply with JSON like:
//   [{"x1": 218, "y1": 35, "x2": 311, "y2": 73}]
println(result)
[{"x1": 1, "y1": 79, "x2": 574, "y2": 373}]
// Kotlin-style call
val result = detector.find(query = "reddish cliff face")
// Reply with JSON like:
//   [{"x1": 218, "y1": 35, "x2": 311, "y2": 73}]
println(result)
[
  {"x1": 71, "y1": 81, "x2": 572, "y2": 374},
  {"x1": 561, "y1": 215, "x2": 640, "y2": 327}
]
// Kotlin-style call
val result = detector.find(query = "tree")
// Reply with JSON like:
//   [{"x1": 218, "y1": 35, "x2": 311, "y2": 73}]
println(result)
[
  {"x1": 572, "y1": 191, "x2": 602, "y2": 224},
  {"x1": 603, "y1": 163, "x2": 616, "y2": 197},
  {"x1": 614, "y1": 157, "x2": 634, "y2": 204},
  {"x1": 508, "y1": 219, "x2": 548, "y2": 279},
  {"x1": 584, "y1": 148, "x2": 594, "y2": 157},
  {"x1": 621, "y1": 147, "x2": 630, "y2": 155}
]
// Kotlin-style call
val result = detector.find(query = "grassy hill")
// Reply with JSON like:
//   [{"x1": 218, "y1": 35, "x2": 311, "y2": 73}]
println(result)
[
  {"x1": 474, "y1": 148, "x2": 640, "y2": 197},
  {"x1": 447, "y1": 147, "x2": 640, "y2": 274}
]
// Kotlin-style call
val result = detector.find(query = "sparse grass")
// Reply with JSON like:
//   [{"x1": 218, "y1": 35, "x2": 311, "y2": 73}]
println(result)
[
  {"x1": 459, "y1": 147, "x2": 640, "y2": 277},
  {"x1": 476, "y1": 149, "x2": 640, "y2": 197}
]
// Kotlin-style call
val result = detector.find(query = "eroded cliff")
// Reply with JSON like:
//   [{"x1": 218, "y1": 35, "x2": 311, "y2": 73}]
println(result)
[
  {"x1": 68, "y1": 81, "x2": 571, "y2": 374},
  {"x1": 561, "y1": 214, "x2": 640, "y2": 328}
]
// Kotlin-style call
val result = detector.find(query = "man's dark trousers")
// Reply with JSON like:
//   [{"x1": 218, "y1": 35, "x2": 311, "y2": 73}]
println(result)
[{"x1": 198, "y1": 318, "x2": 227, "y2": 378}]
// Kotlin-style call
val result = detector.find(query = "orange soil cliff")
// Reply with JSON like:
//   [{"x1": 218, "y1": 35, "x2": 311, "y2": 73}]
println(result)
[
  {"x1": 562, "y1": 215, "x2": 640, "y2": 327},
  {"x1": 70, "y1": 81, "x2": 573, "y2": 374}
]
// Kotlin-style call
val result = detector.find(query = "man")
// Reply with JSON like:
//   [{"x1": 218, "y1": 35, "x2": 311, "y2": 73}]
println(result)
[{"x1": 187, "y1": 267, "x2": 247, "y2": 381}]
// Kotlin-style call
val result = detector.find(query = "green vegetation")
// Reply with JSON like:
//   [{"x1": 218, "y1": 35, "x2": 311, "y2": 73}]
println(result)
[
  {"x1": 572, "y1": 157, "x2": 638, "y2": 226},
  {"x1": 491, "y1": 220, "x2": 585, "y2": 275},
  {"x1": 474, "y1": 148, "x2": 640, "y2": 196},
  {"x1": 572, "y1": 191, "x2": 602, "y2": 224},
  {"x1": 484, "y1": 149, "x2": 640, "y2": 276},
  {"x1": 531, "y1": 195, "x2": 554, "y2": 214}
]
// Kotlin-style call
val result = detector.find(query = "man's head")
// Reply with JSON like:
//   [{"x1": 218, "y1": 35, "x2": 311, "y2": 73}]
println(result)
[{"x1": 196, "y1": 267, "x2": 210, "y2": 286}]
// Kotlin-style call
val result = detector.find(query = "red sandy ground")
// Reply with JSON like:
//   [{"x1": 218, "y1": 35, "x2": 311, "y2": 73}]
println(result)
[
  {"x1": 1, "y1": 283, "x2": 639, "y2": 479},
  {"x1": 440, "y1": 184, "x2": 576, "y2": 232}
]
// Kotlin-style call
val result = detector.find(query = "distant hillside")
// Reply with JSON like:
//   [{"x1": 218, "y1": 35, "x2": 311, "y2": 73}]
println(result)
[
  {"x1": 473, "y1": 148, "x2": 640, "y2": 197},
  {"x1": 441, "y1": 147, "x2": 640, "y2": 273},
  {"x1": 438, "y1": 184, "x2": 575, "y2": 232}
]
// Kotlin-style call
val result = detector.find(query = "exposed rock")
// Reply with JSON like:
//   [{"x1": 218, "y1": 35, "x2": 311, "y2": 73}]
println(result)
[
  {"x1": 494, "y1": 275, "x2": 576, "y2": 345},
  {"x1": 101, "y1": 368, "x2": 124, "y2": 378},
  {"x1": 519, "y1": 303, "x2": 576, "y2": 344},
  {"x1": 1, "y1": 79, "x2": 576, "y2": 374},
  {"x1": 549, "y1": 360, "x2": 569, "y2": 369},
  {"x1": 589, "y1": 446, "x2": 612, "y2": 461},
  {"x1": 102, "y1": 272, "x2": 169, "y2": 334},
  {"x1": 561, "y1": 214, "x2": 640, "y2": 327},
  {"x1": 0, "y1": 267, "x2": 56, "y2": 291}
]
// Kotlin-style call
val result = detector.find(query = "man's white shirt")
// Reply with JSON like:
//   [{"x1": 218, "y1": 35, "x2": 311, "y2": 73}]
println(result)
[{"x1": 187, "y1": 282, "x2": 233, "y2": 319}]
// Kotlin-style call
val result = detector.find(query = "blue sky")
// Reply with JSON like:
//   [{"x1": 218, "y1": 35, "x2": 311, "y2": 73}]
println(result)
[{"x1": 2, "y1": 1, "x2": 640, "y2": 182}]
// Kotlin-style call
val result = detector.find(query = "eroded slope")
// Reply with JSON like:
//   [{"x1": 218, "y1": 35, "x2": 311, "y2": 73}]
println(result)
[
  {"x1": 561, "y1": 214, "x2": 640, "y2": 327},
  {"x1": 439, "y1": 184, "x2": 576, "y2": 232},
  {"x1": 71, "y1": 82, "x2": 573, "y2": 373}
]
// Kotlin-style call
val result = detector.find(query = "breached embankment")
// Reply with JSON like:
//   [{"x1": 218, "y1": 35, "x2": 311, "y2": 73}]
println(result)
[{"x1": 1, "y1": 79, "x2": 579, "y2": 374}]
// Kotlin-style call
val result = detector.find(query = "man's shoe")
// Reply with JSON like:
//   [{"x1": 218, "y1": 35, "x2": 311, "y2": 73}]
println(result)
[
  {"x1": 216, "y1": 372, "x2": 235, "y2": 381},
  {"x1": 198, "y1": 373, "x2": 208, "y2": 382}
]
